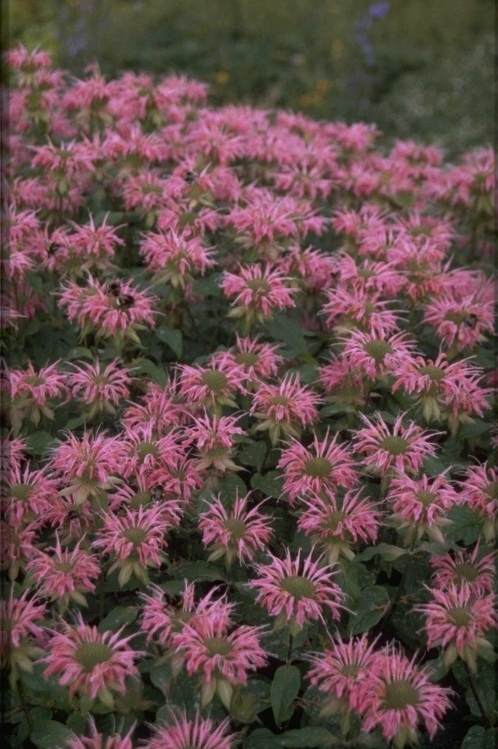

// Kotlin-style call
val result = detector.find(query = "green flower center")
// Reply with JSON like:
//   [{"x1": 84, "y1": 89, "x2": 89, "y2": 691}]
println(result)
[
  {"x1": 341, "y1": 664, "x2": 359, "y2": 677},
  {"x1": 415, "y1": 490, "x2": 436, "y2": 507},
  {"x1": 205, "y1": 637, "x2": 233, "y2": 656},
  {"x1": 236, "y1": 352, "x2": 259, "y2": 367},
  {"x1": 123, "y1": 527, "x2": 147, "y2": 546},
  {"x1": 201, "y1": 371, "x2": 228, "y2": 393},
  {"x1": 246, "y1": 278, "x2": 271, "y2": 294},
  {"x1": 55, "y1": 561, "x2": 74, "y2": 574},
  {"x1": 383, "y1": 680, "x2": 420, "y2": 710},
  {"x1": 137, "y1": 442, "x2": 159, "y2": 461},
  {"x1": 75, "y1": 642, "x2": 113, "y2": 673},
  {"x1": 304, "y1": 456, "x2": 332, "y2": 478},
  {"x1": 25, "y1": 375, "x2": 45, "y2": 387},
  {"x1": 10, "y1": 484, "x2": 31, "y2": 501},
  {"x1": 484, "y1": 481, "x2": 498, "y2": 500},
  {"x1": 379, "y1": 436, "x2": 408, "y2": 456},
  {"x1": 363, "y1": 340, "x2": 392, "y2": 363},
  {"x1": 454, "y1": 563, "x2": 478, "y2": 582},
  {"x1": 449, "y1": 606, "x2": 472, "y2": 627},
  {"x1": 418, "y1": 365, "x2": 445, "y2": 382},
  {"x1": 326, "y1": 510, "x2": 346, "y2": 532},
  {"x1": 272, "y1": 395, "x2": 289, "y2": 406},
  {"x1": 224, "y1": 518, "x2": 247, "y2": 541},
  {"x1": 280, "y1": 575, "x2": 315, "y2": 600}
]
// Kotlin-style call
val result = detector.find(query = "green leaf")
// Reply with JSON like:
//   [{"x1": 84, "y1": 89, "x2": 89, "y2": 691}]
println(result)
[
  {"x1": 66, "y1": 347, "x2": 94, "y2": 361},
  {"x1": 135, "y1": 358, "x2": 167, "y2": 386},
  {"x1": 461, "y1": 726, "x2": 491, "y2": 749},
  {"x1": 355, "y1": 544, "x2": 406, "y2": 563},
  {"x1": 177, "y1": 561, "x2": 226, "y2": 582},
  {"x1": 251, "y1": 471, "x2": 284, "y2": 499},
  {"x1": 266, "y1": 313, "x2": 309, "y2": 355},
  {"x1": 447, "y1": 505, "x2": 483, "y2": 544},
  {"x1": 217, "y1": 473, "x2": 249, "y2": 503},
  {"x1": 150, "y1": 662, "x2": 172, "y2": 696},
  {"x1": 25, "y1": 431, "x2": 56, "y2": 456},
  {"x1": 270, "y1": 665, "x2": 301, "y2": 727},
  {"x1": 24, "y1": 269, "x2": 45, "y2": 296},
  {"x1": 98, "y1": 606, "x2": 138, "y2": 633},
  {"x1": 237, "y1": 439, "x2": 268, "y2": 470},
  {"x1": 66, "y1": 713, "x2": 87, "y2": 734},
  {"x1": 31, "y1": 721, "x2": 74, "y2": 749},
  {"x1": 275, "y1": 727, "x2": 338, "y2": 748},
  {"x1": 458, "y1": 421, "x2": 493, "y2": 439},
  {"x1": 348, "y1": 586, "x2": 390, "y2": 635},
  {"x1": 245, "y1": 728, "x2": 281, "y2": 749},
  {"x1": 156, "y1": 326, "x2": 182, "y2": 357}
]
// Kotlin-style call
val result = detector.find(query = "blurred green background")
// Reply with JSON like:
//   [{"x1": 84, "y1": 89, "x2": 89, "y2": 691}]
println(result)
[{"x1": 8, "y1": 0, "x2": 495, "y2": 155}]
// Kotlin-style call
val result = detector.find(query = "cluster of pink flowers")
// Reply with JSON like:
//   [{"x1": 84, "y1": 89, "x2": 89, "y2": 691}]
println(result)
[{"x1": 4, "y1": 45, "x2": 496, "y2": 749}]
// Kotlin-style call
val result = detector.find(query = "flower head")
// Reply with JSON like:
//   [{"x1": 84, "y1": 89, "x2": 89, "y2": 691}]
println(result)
[
  {"x1": 250, "y1": 374, "x2": 321, "y2": 445},
  {"x1": 42, "y1": 614, "x2": 142, "y2": 708},
  {"x1": 198, "y1": 492, "x2": 273, "y2": 565},
  {"x1": 144, "y1": 711, "x2": 233, "y2": 749},
  {"x1": 249, "y1": 548, "x2": 345, "y2": 634}
]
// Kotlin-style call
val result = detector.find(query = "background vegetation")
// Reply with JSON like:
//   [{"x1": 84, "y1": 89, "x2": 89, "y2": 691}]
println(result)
[{"x1": 6, "y1": 0, "x2": 495, "y2": 154}]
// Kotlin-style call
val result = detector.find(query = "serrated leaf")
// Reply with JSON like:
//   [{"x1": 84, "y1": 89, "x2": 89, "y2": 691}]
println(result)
[
  {"x1": 237, "y1": 440, "x2": 268, "y2": 470},
  {"x1": 97, "y1": 606, "x2": 138, "y2": 633},
  {"x1": 25, "y1": 431, "x2": 55, "y2": 456},
  {"x1": 135, "y1": 358, "x2": 167, "y2": 386},
  {"x1": 177, "y1": 561, "x2": 226, "y2": 582},
  {"x1": 271, "y1": 665, "x2": 301, "y2": 727},
  {"x1": 156, "y1": 326, "x2": 182, "y2": 357},
  {"x1": 266, "y1": 313, "x2": 308, "y2": 355},
  {"x1": 461, "y1": 726, "x2": 488, "y2": 749},
  {"x1": 458, "y1": 421, "x2": 492, "y2": 439},
  {"x1": 66, "y1": 347, "x2": 94, "y2": 361},
  {"x1": 447, "y1": 505, "x2": 483, "y2": 544},
  {"x1": 149, "y1": 662, "x2": 172, "y2": 696},
  {"x1": 24, "y1": 270, "x2": 45, "y2": 296},
  {"x1": 348, "y1": 586, "x2": 390, "y2": 635},
  {"x1": 251, "y1": 471, "x2": 284, "y2": 499},
  {"x1": 31, "y1": 721, "x2": 74, "y2": 749},
  {"x1": 276, "y1": 727, "x2": 338, "y2": 747}
]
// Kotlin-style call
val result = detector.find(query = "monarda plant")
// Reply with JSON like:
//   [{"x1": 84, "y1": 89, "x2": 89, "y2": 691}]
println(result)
[{"x1": 3, "y1": 46, "x2": 496, "y2": 749}]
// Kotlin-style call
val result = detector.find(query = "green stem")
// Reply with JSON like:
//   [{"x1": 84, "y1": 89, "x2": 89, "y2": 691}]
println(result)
[
  {"x1": 286, "y1": 632, "x2": 294, "y2": 664},
  {"x1": 18, "y1": 679, "x2": 34, "y2": 733},
  {"x1": 98, "y1": 568, "x2": 106, "y2": 622}
]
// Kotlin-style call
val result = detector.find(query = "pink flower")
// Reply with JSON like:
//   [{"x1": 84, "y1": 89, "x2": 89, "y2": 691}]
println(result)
[
  {"x1": 221, "y1": 263, "x2": 296, "y2": 328},
  {"x1": 7, "y1": 464, "x2": 59, "y2": 527},
  {"x1": 423, "y1": 287, "x2": 495, "y2": 351},
  {"x1": 308, "y1": 633, "x2": 379, "y2": 713},
  {"x1": 318, "y1": 357, "x2": 367, "y2": 407},
  {"x1": 430, "y1": 544, "x2": 496, "y2": 596},
  {"x1": 184, "y1": 411, "x2": 245, "y2": 472},
  {"x1": 392, "y1": 352, "x2": 492, "y2": 429},
  {"x1": 198, "y1": 492, "x2": 273, "y2": 565},
  {"x1": 386, "y1": 471, "x2": 460, "y2": 546},
  {"x1": 51, "y1": 432, "x2": 126, "y2": 507},
  {"x1": 10, "y1": 361, "x2": 67, "y2": 430},
  {"x1": 68, "y1": 359, "x2": 133, "y2": 418},
  {"x1": 178, "y1": 361, "x2": 244, "y2": 415},
  {"x1": 121, "y1": 379, "x2": 187, "y2": 437},
  {"x1": 2, "y1": 588, "x2": 46, "y2": 682},
  {"x1": 323, "y1": 286, "x2": 402, "y2": 338},
  {"x1": 250, "y1": 373, "x2": 321, "y2": 444},
  {"x1": 42, "y1": 614, "x2": 142, "y2": 707},
  {"x1": 92, "y1": 504, "x2": 171, "y2": 586},
  {"x1": 355, "y1": 648, "x2": 452, "y2": 747},
  {"x1": 170, "y1": 601, "x2": 268, "y2": 707},
  {"x1": 338, "y1": 330, "x2": 417, "y2": 383},
  {"x1": 416, "y1": 585, "x2": 498, "y2": 671},
  {"x1": 139, "y1": 229, "x2": 216, "y2": 289},
  {"x1": 59, "y1": 274, "x2": 158, "y2": 346},
  {"x1": 353, "y1": 412, "x2": 440, "y2": 478},
  {"x1": 65, "y1": 717, "x2": 135, "y2": 749},
  {"x1": 211, "y1": 334, "x2": 283, "y2": 389},
  {"x1": 298, "y1": 488, "x2": 381, "y2": 562},
  {"x1": 143, "y1": 711, "x2": 233, "y2": 749},
  {"x1": 278, "y1": 430, "x2": 357, "y2": 504},
  {"x1": 459, "y1": 463, "x2": 498, "y2": 541},
  {"x1": 140, "y1": 582, "x2": 233, "y2": 650},
  {"x1": 249, "y1": 548, "x2": 345, "y2": 634},
  {"x1": 26, "y1": 534, "x2": 100, "y2": 610}
]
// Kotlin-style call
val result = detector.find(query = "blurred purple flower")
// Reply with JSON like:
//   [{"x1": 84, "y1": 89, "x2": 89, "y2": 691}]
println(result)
[{"x1": 369, "y1": 1, "x2": 390, "y2": 20}]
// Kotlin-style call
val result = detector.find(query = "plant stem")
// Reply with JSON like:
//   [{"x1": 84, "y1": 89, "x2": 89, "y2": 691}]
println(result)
[
  {"x1": 98, "y1": 568, "x2": 106, "y2": 622},
  {"x1": 18, "y1": 679, "x2": 34, "y2": 733},
  {"x1": 286, "y1": 632, "x2": 294, "y2": 664}
]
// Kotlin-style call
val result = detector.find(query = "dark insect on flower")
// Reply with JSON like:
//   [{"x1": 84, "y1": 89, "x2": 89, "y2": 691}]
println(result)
[
  {"x1": 184, "y1": 171, "x2": 197, "y2": 185},
  {"x1": 115, "y1": 294, "x2": 135, "y2": 309},
  {"x1": 462, "y1": 314, "x2": 478, "y2": 328},
  {"x1": 152, "y1": 486, "x2": 164, "y2": 502},
  {"x1": 46, "y1": 243, "x2": 60, "y2": 256},
  {"x1": 67, "y1": 510, "x2": 80, "y2": 521},
  {"x1": 106, "y1": 280, "x2": 122, "y2": 297}
]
